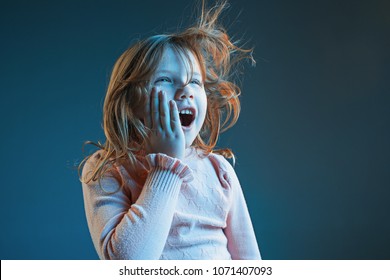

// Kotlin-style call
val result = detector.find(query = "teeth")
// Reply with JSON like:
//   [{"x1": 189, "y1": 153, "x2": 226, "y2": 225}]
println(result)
[{"x1": 179, "y1": 109, "x2": 193, "y2": 115}]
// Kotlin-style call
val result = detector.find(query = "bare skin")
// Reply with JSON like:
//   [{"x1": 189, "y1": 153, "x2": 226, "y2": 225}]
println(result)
[
  {"x1": 142, "y1": 46, "x2": 207, "y2": 160},
  {"x1": 144, "y1": 87, "x2": 186, "y2": 160}
]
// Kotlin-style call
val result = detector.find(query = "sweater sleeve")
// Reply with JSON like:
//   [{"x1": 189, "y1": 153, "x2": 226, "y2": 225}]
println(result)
[
  {"x1": 81, "y1": 152, "x2": 193, "y2": 260},
  {"x1": 218, "y1": 158, "x2": 262, "y2": 260}
]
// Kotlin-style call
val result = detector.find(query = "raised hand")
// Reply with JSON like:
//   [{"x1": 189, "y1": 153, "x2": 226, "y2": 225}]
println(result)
[{"x1": 144, "y1": 87, "x2": 185, "y2": 160}]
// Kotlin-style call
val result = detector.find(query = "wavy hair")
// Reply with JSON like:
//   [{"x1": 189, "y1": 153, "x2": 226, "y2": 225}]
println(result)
[{"x1": 79, "y1": 0, "x2": 254, "y2": 184}]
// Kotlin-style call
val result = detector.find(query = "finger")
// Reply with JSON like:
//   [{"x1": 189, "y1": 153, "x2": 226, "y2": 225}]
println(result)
[
  {"x1": 144, "y1": 87, "x2": 153, "y2": 128},
  {"x1": 159, "y1": 91, "x2": 171, "y2": 132},
  {"x1": 169, "y1": 100, "x2": 181, "y2": 132},
  {"x1": 151, "y1": 88, "x2": 160, "y2": 129}
]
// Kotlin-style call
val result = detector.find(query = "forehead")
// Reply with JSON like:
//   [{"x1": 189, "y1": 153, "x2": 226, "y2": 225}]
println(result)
[{"x1": 154, "y1": 45, "x2": 201, "y2": 74}]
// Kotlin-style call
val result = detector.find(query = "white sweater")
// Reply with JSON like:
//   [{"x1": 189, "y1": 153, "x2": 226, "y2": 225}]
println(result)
[{"x1": 81, "y1": 148, "x2": 261, "y2": 260}]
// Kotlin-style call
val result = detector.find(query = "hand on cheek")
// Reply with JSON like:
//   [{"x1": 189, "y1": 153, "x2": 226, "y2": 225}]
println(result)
[{"x1": 144, "y1": 87, "x2": 185, "y2": 160}]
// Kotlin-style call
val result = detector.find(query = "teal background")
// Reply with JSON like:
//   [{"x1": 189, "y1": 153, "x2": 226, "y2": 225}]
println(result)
[{"x1": 0, "y1": 0, "x2": 389, "y2": 259}]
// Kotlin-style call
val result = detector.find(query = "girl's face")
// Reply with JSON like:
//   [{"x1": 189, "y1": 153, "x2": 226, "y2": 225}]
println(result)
[{"x1": 149, "y1": 46, "x2": 207, "y2": 148}]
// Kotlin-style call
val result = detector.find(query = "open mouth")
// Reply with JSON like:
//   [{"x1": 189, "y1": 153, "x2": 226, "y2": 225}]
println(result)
[{"x1": 179, "y1": 109, "x2": 195, "y2": 127}]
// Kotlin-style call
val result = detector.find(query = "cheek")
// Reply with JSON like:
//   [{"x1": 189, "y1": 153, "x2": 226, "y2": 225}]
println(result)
[
  {"x1": 201, "y1": 92, "x2": 208, "y2": 111},
  {"x1": 197, "y1": 94, "x2": 208, "y2": 122},
  {"x1": 154, "y1": 85, "x2": 175, "y2": 98}
]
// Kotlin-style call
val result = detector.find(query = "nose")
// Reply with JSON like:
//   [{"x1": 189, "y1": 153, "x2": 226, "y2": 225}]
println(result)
[{"x1": 175, "y1": 86, "x2": 194, "y2": 100}]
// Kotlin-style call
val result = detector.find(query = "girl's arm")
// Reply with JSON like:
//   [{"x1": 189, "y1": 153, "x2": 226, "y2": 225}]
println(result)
[
  {"x1": 222, "y1": 160, "x2": 262, "y2": 260},
  {"x1": 82, "y1": 152, "x2": 192, "y2": 260},
  {"x1": 82, "y1": 87, "x2": 188, "y2": 260}
]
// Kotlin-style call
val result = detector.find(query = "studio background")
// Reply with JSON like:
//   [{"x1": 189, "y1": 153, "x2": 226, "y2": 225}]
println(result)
[{"x1": 1, "y1": 0, "x2": 389, "y2": 260}]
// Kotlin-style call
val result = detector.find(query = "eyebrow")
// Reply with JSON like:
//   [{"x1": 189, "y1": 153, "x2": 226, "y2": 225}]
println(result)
[{"x1": 154, "y1": 70, "x2": 202, "y2": 77}]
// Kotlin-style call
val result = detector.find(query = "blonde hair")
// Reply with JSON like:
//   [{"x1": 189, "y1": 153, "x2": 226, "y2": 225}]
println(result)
[{"x1": 79, "y1": 0, "x2": 254, "y2": 183}]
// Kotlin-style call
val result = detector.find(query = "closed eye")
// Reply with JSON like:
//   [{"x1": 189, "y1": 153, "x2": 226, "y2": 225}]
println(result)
[
  {"x1": 190, "y1": 79, "x2": 202, "y2": 86},
  {"x1": 155, "y1": 76, "x2": 172, "y2": 84}
]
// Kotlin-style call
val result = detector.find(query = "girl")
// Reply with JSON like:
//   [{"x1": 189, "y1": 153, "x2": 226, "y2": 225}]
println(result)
[{"x1": 80, "y1": 0, "x2": 261, "y2": 260}]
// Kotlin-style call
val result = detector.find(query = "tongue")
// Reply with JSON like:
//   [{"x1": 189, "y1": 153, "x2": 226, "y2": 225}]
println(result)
[{"x1": 180, "y1": 114, "x2": 193, "y2": 127}]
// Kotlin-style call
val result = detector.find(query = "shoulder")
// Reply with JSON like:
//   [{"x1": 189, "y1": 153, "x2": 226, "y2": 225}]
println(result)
[
  {"x1": 81, "y1": 149, "x2": 112, "y2": 183},
  {"x1": 205, "y1": 152, "x2": 239, "y2": 190},
  {"x1": 82, "y1": 149, "x2": 149, "y2": 188},
  {"x1": 82, "y1": 149, "x2": 105, "y2": 170},
  {"x1": 208, "y1": 152, "x2": 235, "y2": 174}
]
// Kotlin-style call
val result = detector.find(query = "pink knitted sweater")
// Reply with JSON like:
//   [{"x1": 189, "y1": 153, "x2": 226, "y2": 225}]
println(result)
[{"x1": 81, "y1": 148, "x2": 261, "y2": 260}]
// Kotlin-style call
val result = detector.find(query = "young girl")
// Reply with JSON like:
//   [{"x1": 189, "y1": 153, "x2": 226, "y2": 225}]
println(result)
[{"x1": 80, "y1": 0, "x2": 261, "y2": 260}]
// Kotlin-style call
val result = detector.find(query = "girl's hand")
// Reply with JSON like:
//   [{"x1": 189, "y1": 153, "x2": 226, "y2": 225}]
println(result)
[{"x1": 144, "y1": 87, "x2": 185, "y2": 160}]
